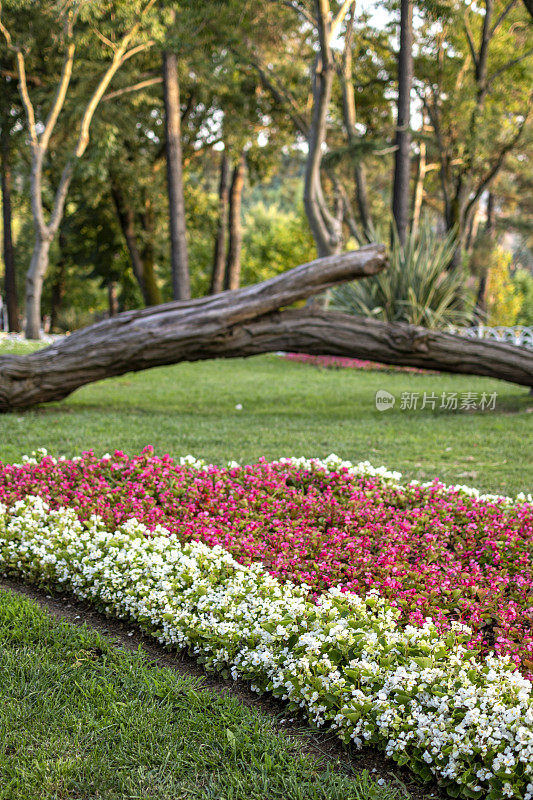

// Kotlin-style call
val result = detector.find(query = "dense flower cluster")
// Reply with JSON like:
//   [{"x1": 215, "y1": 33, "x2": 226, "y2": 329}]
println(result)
[
  {"x1": 0, "y1": 449, "x2": 531, "y2": 674},
  {"x1": 283, "y1": 352, "x2": 432, "y2": 373},
  {"x1": 0, "y1": 494, "x2": 532, "y2": 800}
]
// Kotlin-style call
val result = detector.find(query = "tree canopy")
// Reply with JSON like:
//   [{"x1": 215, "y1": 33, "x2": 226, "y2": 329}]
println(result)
[{"x1": 0, "y1": 0, "x2": 531, "y2": 336}]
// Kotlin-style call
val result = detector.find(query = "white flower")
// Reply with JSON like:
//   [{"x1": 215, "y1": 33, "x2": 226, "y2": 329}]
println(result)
[{"x1": 1, "y1": 455, "x2": 532, "y2": 800}]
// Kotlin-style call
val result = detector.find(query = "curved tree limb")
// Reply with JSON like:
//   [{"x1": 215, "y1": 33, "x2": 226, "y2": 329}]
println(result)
[
  {"x1": 0, "y1": 246, "x2": 386, "y2": 410},
  {"x1": 0, "y1": 244, "x2": 531, "y2": 411},
  {"x1": 234, "y1": 311, "x2": 533, "y2": 388}
]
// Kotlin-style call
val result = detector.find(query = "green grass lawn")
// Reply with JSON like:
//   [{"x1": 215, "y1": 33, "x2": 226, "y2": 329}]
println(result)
[
  {"x1": 0, "y1": 588, "x2": 401, "y2": 800},
  {"x1": 0, "y1": 340, "x2": 531, "y2": 494}
]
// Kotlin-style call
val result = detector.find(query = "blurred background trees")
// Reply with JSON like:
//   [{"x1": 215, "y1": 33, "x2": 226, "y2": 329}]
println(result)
[{"x1": 0, "y1": 0, "x2": 531, "y2": 336}]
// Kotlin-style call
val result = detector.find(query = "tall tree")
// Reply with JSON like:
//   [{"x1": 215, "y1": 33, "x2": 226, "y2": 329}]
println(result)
[
  {"x1": 338, "y1": 3, "x2": 374, "y2": 242},
  {"x1": 303, "y1": 0, "x2": 352, "y2": 257},
  {"x1": 418, "y1": 0, "x2": 532, "y2": 267},
  {"x1": 162, "y1": 50, "x2": 190, "y2": 300},
  {"x1": 224, "y1": 151, "x2": 246, "y2": 291},
  {"x1": 392, "y1": 0, "x2": 414, "y2": 246},
  {"x1": 0, "y1": 0, "x2": 158, "y2": 338},
  {"x1": 471, "y1": 191, "x2": 496, "y2": 322},
  {"x1": 210, "y1": 151, "x2": 230, "y2": 294},
  {"x1": 108, "y1": 283, "x2": 119, "y2": 317},
  {"x1": 0, "y1": 121, "x2": 18, "y2": 331},
  {"x1": 246, "y1": 0, "x2": 361, "y2": 256},
  {"x1": 110, "y1": 176, "x2": 162, "y2": 307}
]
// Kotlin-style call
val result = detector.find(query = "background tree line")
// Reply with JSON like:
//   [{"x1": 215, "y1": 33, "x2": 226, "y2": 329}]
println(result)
[{"x1": 1, "y1": 0, "x2": 532, "y2": 339}]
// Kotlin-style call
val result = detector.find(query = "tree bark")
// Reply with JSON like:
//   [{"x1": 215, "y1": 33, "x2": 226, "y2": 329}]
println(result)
[
  {"x1": 411, "y1": 139, "x2": 426, "y2": 237},
  {"x1": 210, "y1": 152, "x2": 229, "y2": 294},
  {"x1": 303, "y1": 0, "x2": 354, "y2": 258},
  {"x1": 354, "y1": 163, "x2": 373, "y2": 242},
  {"x1": 471, "y1": 192, "x2": 496, "y2": 323},
  {"x1": 339, "y1": 6, "x2": 374, "y2": 242},
  {"x1": 392, "y1": 0, "x2": 413, "y2": 246},
  {"x1": 0, "y1": 245, "x2": 384, "y2": 408},
  {"x1": 162, "y1": 51, "x2": 190, "y2": 301},
  {"x1": 304, "y1": 47, "x2": 340, "y2": 257},
  {"x1": 0, "y1": 244, "x2": 531, "y2": 411},
  {"x1": 108, "y1": 282, "x2": 119, "y2": 317},
  {"x1": 49, "y1": 234, "x2": 66, "y2": 333},
  {"x1": 0, "y1": 127, "x2": 18, "y2": 331},
  {"x1": 224, "y1": 152, "x2": 246, "y2": 291},
  {"x1": 25, "y1": 236, "x2": 51, "y2": 340},
  {"x1": 139, "y1": 194, "x2": 162, "y2": 306},
  {"x1": 110, "y1": 181, "x2": 161, "y2": 307}
]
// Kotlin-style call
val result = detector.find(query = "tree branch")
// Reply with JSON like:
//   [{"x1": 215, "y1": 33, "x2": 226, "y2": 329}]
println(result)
[
  {"x1": 464, "y1": 104, "x2": 531, "y2": 220},
  {"x1": 0, "y1": 68, "x2": 42, "y2": 85},
  {"x1": 120, "y1": 40, "x2": 156, "y2": 64},
  {"x1": 75, "y1": 37, "x2": 155, "y2": 159},
  {"x1": 330, "y1": 0, "x2": 355, "y2": 42},
  {"x1": 47, "y1": 161, "x2": 74, "y2": 236},
  {"x1": 486, "y1": 47, "x2": 533, "y2": 87},
  {"x1": 249, "y1": 54, "x2": 309, "y2": 136},
  {"x1": 277, "y1": 0, "x2": 317, "y2": 27},
  {"x1": 92, "y1": 28, "x2": 118, "y2": 51},
  {"x1": 0, "y1": 15, "x2": 39, "y2": 148},
  {"x1": 463, "y1": 16, "x2": 479, "y2": 68},
  {"x1": 476, "y1": 0, "x2": 494, "y2": 85},
  {"x1": 103, "y1": 76, "x2": 162, "y2": 101},
  {"x1": 40, "y1": 42, "x2": 75, "y2": 152},
  {"x1": 491, "y1": 0, "x2": 519, "y2": 34},
  {"x1": 13, "y1": 51, "x2": 39, "y2": 148}
]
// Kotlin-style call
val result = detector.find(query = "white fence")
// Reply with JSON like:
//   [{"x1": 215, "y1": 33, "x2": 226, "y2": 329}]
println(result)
[{"x1": 448, "y1": 325, "x2": 533, "y2": 349}]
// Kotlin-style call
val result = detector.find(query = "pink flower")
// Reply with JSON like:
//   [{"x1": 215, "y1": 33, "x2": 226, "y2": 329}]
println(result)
[{"x1": 1, "y1": 450, "x2": 531, "y2": 675}]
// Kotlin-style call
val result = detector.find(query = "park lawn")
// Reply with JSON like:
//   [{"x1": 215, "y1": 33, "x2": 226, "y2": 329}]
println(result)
[
  {"x1": 0, "y1": 588, "x2": 400, "y2": 800},
  {"x1": 0, "y1": 341, "x2": 531, "y2": 495}
]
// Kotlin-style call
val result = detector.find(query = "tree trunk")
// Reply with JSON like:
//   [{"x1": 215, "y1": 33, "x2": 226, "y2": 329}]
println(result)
[
  {"x1": 472, "y1": 273, "x2": 488, "y2": 324},
  {"x1": 140, "y1": 195, "x2": 162, "y2": 306},
  {"x1": 354, "y1": 163, "x2": 373, "y2": 242},
  {"x1": 0, "y1": 244, "x2": 531, "y2": 411},
  {"x1": 0, "y1": 129, "x2": 19, "y2": 332},
  {"x1": 466, "y1": 202, "x2": 481, "y2": 254},
  {"x1": 224, "y1": 152, "x2": 246, "y2": 291},
  {"x1": 25, "y1": 237, "x2": 51, "y2": 340},
  {"x1": 392, "y1": 0, "x2": 413, "y2": 246},
  {"x1": 471, "y1": 192, "x2": 496, "y2": 323},
  {"x1": 0, "y1": 245, "x2": 384, "y2": 408},
  {"x1": 162, "y1": 51, "x2": 190, "y2": 301},
  {"x1": 108, "y1": 282, "x2": 119, "y2": 317},
  {"x1": 49, "y1": 239, "x2": 66, "y2": 333},
  {"x1": 304, "y1": 49, "x2": 340, "y2": 258},
  {"x1": 447, "y1": 190, "x2": 465, "y2": 270},
  {"x1": 339, "y1": 7, "x2": 374, "y2": 243},
  {"x1": 411, "y1": 139, "x2": 426, "y2": 237},
  {"x1": 210, "y1": 152, "x2": 230, "y2": 294},
  {"x1": 110, "y1": 181, "x2": 161, "y2": 307}
]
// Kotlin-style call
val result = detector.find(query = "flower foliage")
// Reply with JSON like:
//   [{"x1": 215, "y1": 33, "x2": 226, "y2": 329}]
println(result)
[
  {"x1": 0, "y1": 494, "x2": 532, "y2": 800},
  {"x1": 0, "y1": 449, "x2": 531, "y2": 673},
  {"x1": 283, "y1": 353, "x2": 432, "y2": 373}
]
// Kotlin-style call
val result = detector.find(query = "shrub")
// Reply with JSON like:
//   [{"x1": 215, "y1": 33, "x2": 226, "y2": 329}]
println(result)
[{"x1": 331, "y1": 222, "x2": 471, "y2": 328}]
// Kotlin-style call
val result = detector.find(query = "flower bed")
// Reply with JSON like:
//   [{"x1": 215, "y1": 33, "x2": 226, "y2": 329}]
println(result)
[
  {"x1": 0, "y1": 493, "x2": 532, "y2": 800},
  {"x1": 283, "y1": 353, "x2": 434, "y2": 373},
  {"x1": 0, "y1": 449, "x2": 531, "y2": 673}
]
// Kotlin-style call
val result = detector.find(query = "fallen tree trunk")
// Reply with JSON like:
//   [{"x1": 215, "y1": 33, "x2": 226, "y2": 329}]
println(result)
[
  {"x1": 0, "y1": 246, "x2": 386, "y2": 410},
  {"x1": 0, "y1": 244, "x2": 531, "y2": 410},
  {"x1": 222, "y1": 311, "x2": 533, "y2": 386}
]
